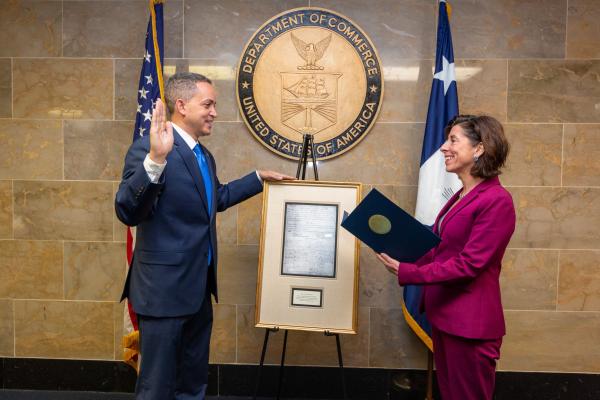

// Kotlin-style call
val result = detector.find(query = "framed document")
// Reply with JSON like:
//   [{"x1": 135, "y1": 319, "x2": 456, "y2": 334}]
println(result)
[
  {"x1": 256, "y1": 180, "x2": 362, "y2": 334},
  {"x1": 281, "y1": 202, "x2": 338, "y2": 278}
]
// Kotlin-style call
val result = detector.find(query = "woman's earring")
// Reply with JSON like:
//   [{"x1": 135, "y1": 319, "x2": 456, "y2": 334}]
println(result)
[{"x1": 474, "y1": 155, "x2": 479, "y2": 162}]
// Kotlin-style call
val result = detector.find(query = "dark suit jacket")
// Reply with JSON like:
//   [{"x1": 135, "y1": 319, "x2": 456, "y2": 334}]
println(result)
[
  {"x1": 397, "y1": 176, "x2": 515, "y2": 339},
  {"x1": 116, "y1": 130, "x2": 262, "y2": 317}
]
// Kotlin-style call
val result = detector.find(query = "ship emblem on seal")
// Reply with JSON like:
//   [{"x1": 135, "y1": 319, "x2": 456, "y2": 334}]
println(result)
[{"x1": 237, "y1": 8, "x2": 383, "y2": 160}]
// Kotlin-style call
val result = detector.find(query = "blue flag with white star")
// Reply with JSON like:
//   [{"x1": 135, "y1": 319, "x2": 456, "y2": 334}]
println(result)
[
  {"x1": 133, "y1": 0, "x2": 165, "y2": 141},
  {"x1": 401, "y1": 0, "x2": 461, "y2": 352}
]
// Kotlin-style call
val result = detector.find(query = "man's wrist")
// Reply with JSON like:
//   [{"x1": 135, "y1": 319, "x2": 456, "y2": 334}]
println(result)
[
  {"x1": 144, "y1": 154, "x2": 167, "y2": 183},
  {"x1": 149, "y1": 152, "x2": 167, "y2": 164}
]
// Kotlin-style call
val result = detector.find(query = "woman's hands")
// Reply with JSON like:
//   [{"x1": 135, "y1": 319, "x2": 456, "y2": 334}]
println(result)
[{"x1": 376, "y1": 252, "x2": 400, "y2": 275}]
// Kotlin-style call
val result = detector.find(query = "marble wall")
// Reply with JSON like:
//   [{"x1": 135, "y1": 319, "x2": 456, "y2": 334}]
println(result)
[{"x1": 0, "y1": 0, "x2": 599, "y2": 374}]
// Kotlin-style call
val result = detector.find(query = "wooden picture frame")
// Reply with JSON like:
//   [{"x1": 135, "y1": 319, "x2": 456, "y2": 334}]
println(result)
[{"x1": 255, "y1": 180, "x2": 362, "y2": 334}]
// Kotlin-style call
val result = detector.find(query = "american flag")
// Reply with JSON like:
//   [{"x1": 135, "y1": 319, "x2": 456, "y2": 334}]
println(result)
[
  {"x1": 402, "y1": 0, "x2": 461, "y2": 352},
  {"x1": 122, "y1": 0, "x2": 165, "y2": 371}
]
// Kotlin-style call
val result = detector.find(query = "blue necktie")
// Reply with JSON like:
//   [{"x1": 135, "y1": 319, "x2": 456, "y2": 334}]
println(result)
[{"x1": 193, "y1": 144, "x2": 213, "y2": 264}]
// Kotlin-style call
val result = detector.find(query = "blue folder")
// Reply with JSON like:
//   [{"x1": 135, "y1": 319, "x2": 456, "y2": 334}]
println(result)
[{"x1": 341, "y1": 189, "x2": 441, "y2": 262}]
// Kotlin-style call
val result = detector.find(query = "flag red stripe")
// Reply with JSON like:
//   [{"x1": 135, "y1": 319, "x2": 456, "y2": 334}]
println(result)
[{"x1": 126, "y1": 227, "x2": 138, "y2": 330}]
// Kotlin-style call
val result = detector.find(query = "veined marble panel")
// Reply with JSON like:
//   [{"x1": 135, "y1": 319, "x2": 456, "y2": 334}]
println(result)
[
  {"x1": 563, "y1": 124, "x2": 600, "y2": 187},
  {"x1": 13, "y1": 59, "x2": 113, "y2": 120},
  {"x1": 114, "y1": 58, "x2": 139, "y2": 121},
  {"x1": 359, "y1": 248, "x2": 403, "y2": 309},
  {"x1": 509, "y1": 187, "x2": 600, "y2": 250},
  {"x1": 503, "y1": 124, "x2": 562, "y2": 187},
  {"x1": 0, "y1": 181, "x2": 12, "y2": 239},
  {"x1": 13, "y1": 181, "x2": 113, "y2": 241},
  {"x1": 184, "y1": 0, "x2": 307, "y2": 62},
  {"x1": 500, "y1": 249, "x2": 558, "y2": 311},
  {"x1": 369, "y1": 307, "x2": 428, "y2": 369},
  {"x1": 14, "y1": 300, "x2": 114, "y2": 359},
  {"x1": 64, "y1": 242, "x2": 126, "y2": 301},
  {"x1": 452, "y1": 0, "x2": 566, "y2": 59},
  {"x1": 501, "y1": 310, "x2": 600, "y2": 372},
  {"x1": 378, "y1": 60, "x2": 432, "y2": 123},
  {"x1": 63, "y1": 0, "x2": 183, "y2": 58},
  {"x1": 567, "y1": 0, "x2": 600, "y2": 59},
  {"x1": 0, "y1": 120, "x2": 63, "y2": 180},
  {"x1": 0, "y1": 0, "x2": 61, "y2": 57},
  {"x1": 0, "y1": 300, "x2": 14, "y2": 357},
  {"x1": 113, "y1": 182, "x2": 128, "y2": 243},
  {"x1": 456, "y1": 60, "x2": 507, "y2": 122},
  {"x1": 508, "y1": 60, "x2": 600, "y2": 123},
  {"x1": 64, "y1": 120, "x2": 132, "y2": 181},
  {"x1": 237, "y1": 194, "x2": 262, "y2": 246},
  {"x1": 209, "y1": 304, "x2": 236, "y2": 364},
  {"x1": 217, "y1": 205, "x2": 237, "y2": 246},
  {"x1": 0, "y1": 59, "x2": 11, "y2": 117},
  {"x1": 0, "y1": 240, "x2": 63, "y2": 300},
  {"x1": 217, "y1": 244, "x2": 258, "y2": 305},
  {"x1": 314, "y1": 0, "x2": 436, "y2": 62},
  {"x1": 558, "y1": 250, "x2": 600, "y2": 312}
]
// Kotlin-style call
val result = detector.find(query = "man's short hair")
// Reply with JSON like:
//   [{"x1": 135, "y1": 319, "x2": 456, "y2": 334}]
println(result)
[{"x1": 164, "y1": 72, "x2": 213, "y2": 114}]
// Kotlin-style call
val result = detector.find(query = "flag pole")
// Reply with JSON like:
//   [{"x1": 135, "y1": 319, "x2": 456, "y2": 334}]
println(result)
[
  {"x1": 405, "y1": 1, "x2": 460, "y2": 397},
  {"x1": 122, "y1": 0, "x2": 165, "y2": 372},
  {"x1": 426, "y1": 350, "x2": 433, "y2": 400}
]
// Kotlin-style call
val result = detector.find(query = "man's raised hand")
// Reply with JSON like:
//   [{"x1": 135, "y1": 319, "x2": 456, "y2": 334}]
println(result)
[{"x1": 149, "y1": 98, "x2": 174, "y2": 164}]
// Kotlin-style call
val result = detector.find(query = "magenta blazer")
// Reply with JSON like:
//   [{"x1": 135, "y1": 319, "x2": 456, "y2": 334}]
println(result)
[{"x1": 397, "y1": 176, "x2": 515, "y2": 340}]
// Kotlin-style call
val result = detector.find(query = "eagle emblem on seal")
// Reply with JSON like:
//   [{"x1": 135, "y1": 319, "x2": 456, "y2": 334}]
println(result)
[{"x1": 290, "y1": 32, "x2": 332, "y2": 70}]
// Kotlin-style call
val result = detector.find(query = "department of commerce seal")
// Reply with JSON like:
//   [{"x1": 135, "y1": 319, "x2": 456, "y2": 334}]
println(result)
[{"x1": 236, "y1": 8, "x2": 383, "y2": 160}]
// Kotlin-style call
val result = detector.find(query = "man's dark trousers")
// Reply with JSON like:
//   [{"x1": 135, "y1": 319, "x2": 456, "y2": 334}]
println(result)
[{"x1": 136, "y1": 292, "x2": 213, "y2": 400}]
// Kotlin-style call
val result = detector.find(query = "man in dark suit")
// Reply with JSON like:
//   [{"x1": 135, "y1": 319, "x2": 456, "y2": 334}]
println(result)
[{"x1": 115, "y1": 72, "x2": 292, "y2": 399}]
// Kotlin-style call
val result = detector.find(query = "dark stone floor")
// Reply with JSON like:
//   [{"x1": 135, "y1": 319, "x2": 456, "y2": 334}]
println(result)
[
  {"x1": 0, "y1": 392, "x2": 319, "y2": 400},
  {"x1": 0, "y1": 393, "x2": 272, "y2": 400}
]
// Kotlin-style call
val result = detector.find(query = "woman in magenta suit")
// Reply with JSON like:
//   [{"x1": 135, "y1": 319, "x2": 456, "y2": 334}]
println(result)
[{"x1": 377, "y1": 115, "x2": 516, "y2": 400}]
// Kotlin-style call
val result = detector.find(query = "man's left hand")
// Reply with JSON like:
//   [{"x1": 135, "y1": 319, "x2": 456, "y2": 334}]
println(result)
[{"x1": 258, "y1": 170, "x2": 296, "y2": 181}]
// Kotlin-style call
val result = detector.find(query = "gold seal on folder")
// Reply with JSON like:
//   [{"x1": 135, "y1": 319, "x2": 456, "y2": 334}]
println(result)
[{"x1": 368, "y1": 214, "x2": 391, "y2": 235}]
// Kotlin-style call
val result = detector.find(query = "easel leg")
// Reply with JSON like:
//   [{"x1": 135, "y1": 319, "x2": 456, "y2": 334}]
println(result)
[
  {"x1": 334, "y1": 333, "x2": 347, "y2": 399},
  {"x1": 296, "y1": 134, "x2": 308, "y2": 179},
  {"x1": 276, "y1": 330, "x2": 289, "y2": 400},
  {"x1": 253, "y1": 328, "x2": 272, "y2": 400},
  {"x1": 295, "y1": 134, "x2": 319, "y2": 181},
  {"x1": 302, "y1": 135, "x2": 309, "y2": 180},
  {"x1": 309, "y1": 135, "x2": 319, "y2": 181}
]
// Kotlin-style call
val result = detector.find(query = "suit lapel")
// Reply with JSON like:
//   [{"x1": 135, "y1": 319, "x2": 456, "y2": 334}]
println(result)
[
  {"x1": 433, "y1": 191, "x2": 460, "y2": 235},
  {"x1": 439, "y1": 177, "x2": 500, "y2": 234},
  {"x1": 173, "y1": 130, "x2": 210, "y2": 214},
  {"x1": 439, "y1": 189, "x2": 477, "y2": 234}
]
